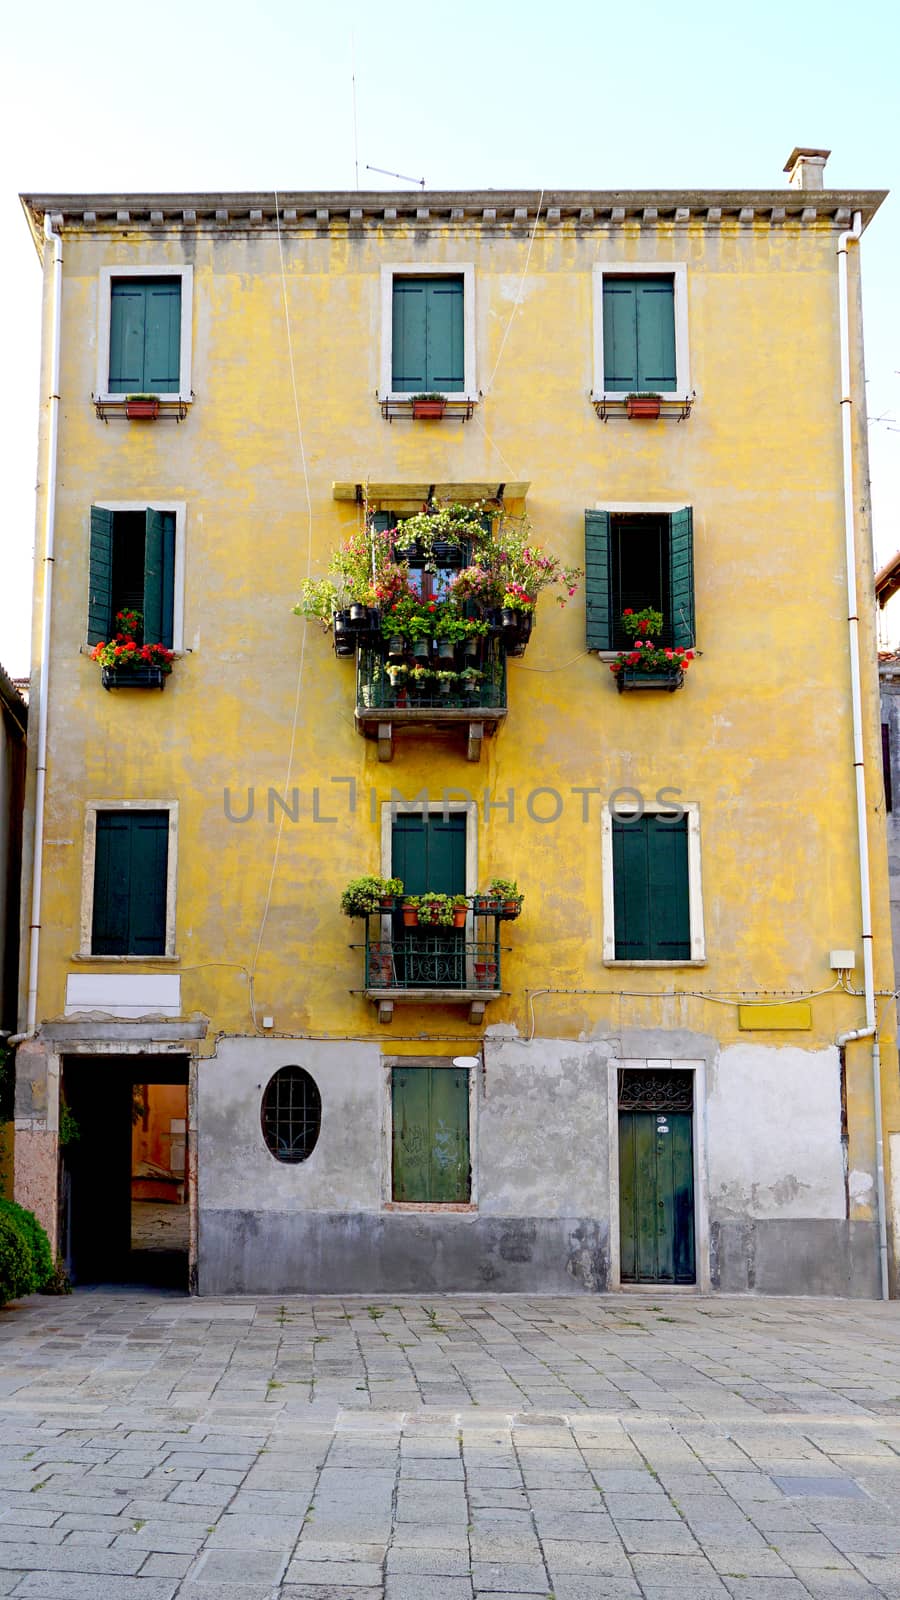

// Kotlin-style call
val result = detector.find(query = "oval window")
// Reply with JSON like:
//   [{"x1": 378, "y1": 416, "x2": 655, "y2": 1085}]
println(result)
[{"x1": 261, "y1": 1066, "x2": 322, "y2": 1163}]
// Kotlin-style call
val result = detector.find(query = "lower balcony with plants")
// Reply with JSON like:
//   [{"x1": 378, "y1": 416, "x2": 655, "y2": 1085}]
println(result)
[{"x1": 342, "y1": 875, "x2": 522, "y2": 1025}]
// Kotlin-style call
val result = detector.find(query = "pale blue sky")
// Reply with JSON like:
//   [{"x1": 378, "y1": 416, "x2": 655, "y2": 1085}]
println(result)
[{"x1": 1, "y1": 0, "x2": 897, "y2": 675}]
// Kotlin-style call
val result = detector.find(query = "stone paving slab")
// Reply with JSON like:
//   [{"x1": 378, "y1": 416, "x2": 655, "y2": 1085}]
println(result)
[{"x1": 3, "y1": 1291, "x2": 900, "y2": 1596}]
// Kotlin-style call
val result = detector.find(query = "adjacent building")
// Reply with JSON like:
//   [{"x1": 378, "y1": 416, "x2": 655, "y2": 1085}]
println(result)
[{"x1": 14, "y1": 152, "x2": 897, "y2": 1296}]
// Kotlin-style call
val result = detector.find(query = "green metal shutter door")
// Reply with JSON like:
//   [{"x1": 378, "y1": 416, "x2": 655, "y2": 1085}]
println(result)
[
  {"x1": 647, "y1": 816, "x2": 691, "y2": 960},
  {"x1": 108, "y1": 282, "x2": 147, "y2": 393},
  {"x1": 92, "y1": 813, "x2": 133, "y2": 955},
  {"x1": 426, "y1": 278, "x2": 464, "y2": 391},
  {"x1": 602, "y1": 280, "x2": 638, "y2": 392},
  {"x1": 392, "y1": 1067, "x2": 432, "y2": 1201},
  {"x1": 636, "y1": 279, "x2": 676, "y2": 390},
  {"x1": 128, "y1": 811, "x2": 169, "y2": 955},
  {"x1": 613, "y1": 816, "x2": 652, "y2": 960},
  {"x1": 143, "y1": 280, "x2": 181, "y2": 393},
  {"x1": 143, "y1": 510, "x2": 176, "y2": 647},
  {"x1": 429, "y1": 1069, "x2": 470, "y2": 1201},
  {"x1": 392, "y1": 813, "x2": 428, "y2": 896},
  {"x1": 88, "y1": 506, "x2": 115, "y2": 644},
  {"x1": 584, "y1": 510, "x2": 612, "y2": 650},
  {"x1": 392, "y1": 280, "x2": 428, "y2": 391},
  {"x1": 373, "y1": 512, "x2": 392, "y2": 533},
  {"x1": 668, "y1": 507, "x2": 695, "y2": 649}
]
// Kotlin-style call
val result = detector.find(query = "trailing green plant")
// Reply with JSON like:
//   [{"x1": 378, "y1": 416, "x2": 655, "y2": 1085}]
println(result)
[
  {"x1": 416, "y1": 893, "x2": 457, "y2": 928},
  {"x1": 489, "y1": 877, "x2": 523, "y2": 905},
  {"x1": 620, "y1": 607, "x2": 663, "y2": 639},
  {"x1": 340, "y1": 876, "x2": 405, "y2": 917},
  {"x1": 0, "y1": 1200, "x2": 53, "y2": 1292},
  {"x1": 293, "y1": 577, "x2": 343, "y2": 627},
  {"x1": 409, "y1": 392, "x2": 446, "y2": 405},
  {"x1": 452, "y1": 895, "x2": 469, "y2": 909},
  {"x1": 434, "y1": 613, "x2": 486, "y2": 643},
  {"x1": 0, "y1": 1209, "x2": 32, "y2": 1306},
  {"x1": 58, "y1": 1095, "x2": 79, "y2": 1148}
]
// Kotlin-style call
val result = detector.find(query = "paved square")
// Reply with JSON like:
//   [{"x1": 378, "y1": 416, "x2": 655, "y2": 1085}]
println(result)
[{"x1": 1, "y1": 1292, "x2": 900, "y2": 1596}]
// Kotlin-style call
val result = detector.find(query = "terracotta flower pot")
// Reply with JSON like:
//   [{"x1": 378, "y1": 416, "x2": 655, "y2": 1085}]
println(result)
[
  {"x1": 402, "y1": 905, "x2": 419, "y2": 927},
  {"x1": 626, "y1": 396, "x2": 661, "y2": 419},
  {"x1": 452, "y1": 906, "x2": 467, "y2": 928},
  {"x1": 124, "y1": 399, "x2": 159, "y2": 420},
  {"x1": 412, "y1": 399, "x2": 445, "y2": 419}
]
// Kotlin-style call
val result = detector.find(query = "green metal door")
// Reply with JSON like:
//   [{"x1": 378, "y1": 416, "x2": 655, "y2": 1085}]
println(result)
[
  {"x1": 392, "y1": 1065, "x2": 470, "y2": 1202},
  {"x1": 618, "y1": 1071, "x2": 695, "y2": 1283}
]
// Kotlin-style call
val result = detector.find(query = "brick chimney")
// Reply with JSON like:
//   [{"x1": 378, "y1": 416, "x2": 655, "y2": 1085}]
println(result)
[{"x1": 783, "y1": 147, "x2": 831, "y2": 190}]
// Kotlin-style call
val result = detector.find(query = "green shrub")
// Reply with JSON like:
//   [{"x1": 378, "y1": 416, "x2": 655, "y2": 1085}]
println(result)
[
  {"x1": 0, "y1": 1200, "x2": 54, "y2": 1292},
  {"x1": 0, "y1": 1210, "x2": 32, "y2": 1305}
]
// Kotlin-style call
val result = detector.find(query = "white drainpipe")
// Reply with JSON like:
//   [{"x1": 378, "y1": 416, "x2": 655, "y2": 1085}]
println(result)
[
  {"x1": 10, "y1": 213, "x2": 63, "y2": 1049},
  {"x1": 837, "y1": 210, "x2": 889, "y2": 1300}
]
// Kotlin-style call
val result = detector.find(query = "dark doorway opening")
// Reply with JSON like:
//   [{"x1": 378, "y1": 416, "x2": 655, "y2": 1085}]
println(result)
[{"x1": 60, "y1": 1055, "x2": 190, "y2": 1291}]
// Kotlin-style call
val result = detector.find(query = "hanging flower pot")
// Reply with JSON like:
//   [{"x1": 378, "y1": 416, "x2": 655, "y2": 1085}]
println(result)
[
  {"x1": 412, "y1": 638, "x2": 431, "y2": 660},
  {"x1": 625, "y1": 394, "x2": 662, "y2": 419},
  {"x1": 402, "y1": 901, "x2": 419, "y2": 927},
  {"x1": 387, "y1": 634, "x2": 406, "y2": 659},
  {"x1": 348, "y1": 602, "x2": 369, "y2": 629},
  {"x1": 437, "y1": 639, "x2": 455, "y2": 661},
  {"x1": 124, "y1": 397, "x2": 160, "y2": 420},
  {"x1": 452, "y1": 904, "x2": 468, "y2": 929},
  {"x1": 411, "y1": 397, "x2": 446, "y2": 420},
  {"x1": 473, "y1": 893, "x2": 499, "y2": 916},
  {"x1": 474, "y1": 959, "x2": 498, "y2": 987},
  {"x1": 463, "y1": 636, "x2": 480, "y2": 660}
]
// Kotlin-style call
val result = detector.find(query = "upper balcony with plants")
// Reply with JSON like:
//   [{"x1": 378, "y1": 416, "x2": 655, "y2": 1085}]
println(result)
[{"x1": 294, "y1": 502, "x2": 582, "y2": 760}]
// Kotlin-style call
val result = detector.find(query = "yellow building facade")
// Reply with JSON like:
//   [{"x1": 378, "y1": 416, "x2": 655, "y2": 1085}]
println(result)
[{"x1": 14, "y1": 157, "x2": 897, "y2": 1296}]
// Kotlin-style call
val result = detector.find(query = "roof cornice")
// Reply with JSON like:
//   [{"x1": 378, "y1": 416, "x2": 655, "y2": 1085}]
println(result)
[{"x1": 19, "y1": 188, "x2": 888, "y2": 253}]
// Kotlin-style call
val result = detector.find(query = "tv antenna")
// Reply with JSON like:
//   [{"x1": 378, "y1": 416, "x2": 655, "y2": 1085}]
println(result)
[{"x1": 367, "y1": 165, "x2": 426, "y2": 189}]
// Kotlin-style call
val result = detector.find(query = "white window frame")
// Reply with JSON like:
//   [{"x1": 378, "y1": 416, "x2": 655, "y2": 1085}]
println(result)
[
  {"x1": 88, "y1": 501, "x2": 186, "y2": 654},
  {"x1": 96, "y1": 265, "x2": 193, "y2": 405},
  {"x1": 381, "y1": 1055, "x2": 479, "y2": 1212},
  {"x1": 79, "y1": 800, "x2": 179, "y2": 960},
  {"x1": 591, "y1": 262, "x2": 690, "y2": 401},
  {"x1": 607, "y1": 1056, "x2": 710, "y2": 1292},
  {"x1": 379, "y1": 263, "x2": 477, "y2": 403},
  {"x1": 601, "y1": 799, "x2": 705, "y2": 966}
]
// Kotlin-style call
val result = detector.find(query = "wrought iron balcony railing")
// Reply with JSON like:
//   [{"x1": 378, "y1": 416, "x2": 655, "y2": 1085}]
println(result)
[
  {"x1": 354, "y1": 640, "x2": 508, "y2": 762},
  {"x1": 354, "y1": 929, "x2": 506, "y2": 1025}
]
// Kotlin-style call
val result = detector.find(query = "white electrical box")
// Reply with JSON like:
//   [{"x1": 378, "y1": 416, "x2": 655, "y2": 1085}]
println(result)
[
  {"x1": 830, "y1": 950, "x2": 856, "y2": 970},
  {"x1": 262, "y1": 1015, "x2": 274, "y2": 1029}
]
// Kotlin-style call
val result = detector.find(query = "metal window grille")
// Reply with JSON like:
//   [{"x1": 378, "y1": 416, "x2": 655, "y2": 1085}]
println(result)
[
  {"x1": 618, "y1": 1070, "x2": 693, "y2": 1113},
  {"x1": 261, "y1": 1067, "x2": 322, "y2": 1164}
]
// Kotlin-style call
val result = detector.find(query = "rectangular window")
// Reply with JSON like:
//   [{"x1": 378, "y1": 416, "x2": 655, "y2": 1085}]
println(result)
[
  {"x1": 391, "y1": 1065, "x2": 470, "y2": 1202},
  {"x1": 97, "y1": 267, "x2": 192, "y2": 404},
  {"x1": 109, "y1": 277, "x2": 182, "y2": 394},
  {"x1": 603, "y1": 804, "x2": 704, "y2": 965},
  {"x1": 91, "y1": 810, "x2": 169, "y2": 956},
  {"x1": 593, "y1": 264, "x2": 689, "y2": 398},
  {"x1": 380, "y1": 264, "x2": 476, "y2": 400},
  {"x1": 603, "y1": 276, "x2": 675, "y2": 392},
  {"x1": 392, "y1": 276, "x2": 464, "y2": 392},
  {"x1": 585, "y1": 508, "x2": 694, "y2": 651},
  {"x1": 613, "y1": 814, "x2": 690, "y2": 961},
  {"x1": 88, "y1": 507, "x2": 176, "y2": 647},
  {"x1": 883, "y1": 723, "x2": 893, "y2": 814}
]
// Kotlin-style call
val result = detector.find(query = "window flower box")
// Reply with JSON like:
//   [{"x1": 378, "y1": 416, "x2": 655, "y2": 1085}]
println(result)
[
  {"x1": 411, "y1": 395, "x2": 446, "y2": 420},
  {"x1": 124, "y1": 396, "x2": 160, "y2": 420},
  {"x1": 616, "y1": 667, "x2": 685, "y2": 692},
  {"x1": 101, "y1": 664, "x2": 166, "y2": 690},
  {"x1": 625, "y1": 393, "x2": 662, "y2": 419}
]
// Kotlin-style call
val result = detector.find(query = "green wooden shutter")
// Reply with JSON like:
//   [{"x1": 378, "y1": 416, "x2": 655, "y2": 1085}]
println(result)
[
  {"x1": 647, "y1": 816, "x2": 691, "y2": 960},
  {"x1": 392, "y1": 280, "x2": 428, "y2": 391},
  {"x1": 391, "y1": 813, "x2": 466, "y2": 896},
  {"x1": 668, "y1": 507, "x2": 695, "y2": 648},
  {"x1": 426, "y1": 278, "x2": 464, "y2": 391},
  {"x1": 87, "y1": 506, "x2": 114, "y2": 644},
  {"x1": 143, "y1": 280, "x2": 181, "y2": 393},
  {"x1": 636, "y1": 278, "x2": 676, "y2": 390},
  {"x1": 602, "y1": 280, "x2": 637, "y2": 392},
  {"x1": 92, "y1": 810, "x2": 168, "y2": 956},
  {"x1": 128, "y1": 811, "x2": 170, "y2": 955},
  {"x1": 613, "y1": 816, "x2": 652, "y2": 960},
  {"x1": 108, "y1": 282, "x2": 148, "y2": 393},
  {"x1": 143, "y1": 510, "x2": 176, "y2": 647},
  {"x1": 613, "y1": 815, "x2": 690, "y2": 961},
  {"x1": 392, "y1": 1067, "x2": 469, "y2": 1202},
  {"x1": 373, "y1": 512, "x2": 392, "y2": 533},
  {"x1": 585, "y1": 510, "x2": 612, "y2": 650},
  {"x1": 108, "y1": 279, "x2": 180, "y2": 393}
]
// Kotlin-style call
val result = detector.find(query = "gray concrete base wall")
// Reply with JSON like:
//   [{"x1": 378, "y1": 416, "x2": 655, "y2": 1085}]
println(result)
[
  {"x1": 199, "y1": 1210, "x2": 609, "y2": 1296},
  {"x1": 710, "y1": 1218, "x2": 879, "y2": 1297}
]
